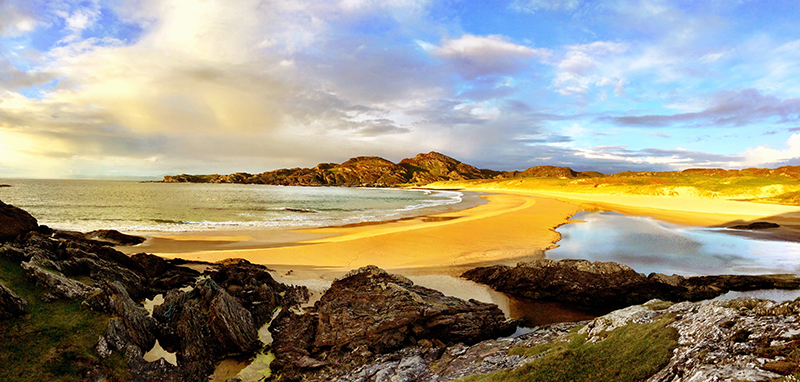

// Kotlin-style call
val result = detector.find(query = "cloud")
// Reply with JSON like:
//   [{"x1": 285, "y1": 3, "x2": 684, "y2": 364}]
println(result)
[
  {"x1": 0, "y1": 1, "x2": 38, "y2": 36},
  {"x1": 429, "y1": 34, "x2": 549, "y2": 79},
  {"x1": 601, "y1": 89, "x2": 800, "y2": 128},
  {"x1": 509, "y1": 0, "x2": 581, "y2": 13},
  {"x1": 553, "y1": 41, "x2": 628, "y2": 96}
]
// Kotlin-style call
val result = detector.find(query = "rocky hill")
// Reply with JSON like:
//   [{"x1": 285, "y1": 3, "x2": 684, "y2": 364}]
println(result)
[{"x1": 162, "y1": 152, "x2": 601, "y2": 187}]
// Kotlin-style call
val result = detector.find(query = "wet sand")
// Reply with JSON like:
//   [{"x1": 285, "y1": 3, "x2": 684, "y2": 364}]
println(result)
[{"x1": 120, "y1": 193, "x2": 580, "y2": 279}]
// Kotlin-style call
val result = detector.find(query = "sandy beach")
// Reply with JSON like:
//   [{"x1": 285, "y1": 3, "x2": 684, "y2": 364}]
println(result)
[
  {"x1": 121, "y1": 193, "x2": 579, "y2": 278},
  {"x1": 119, "y1": 185, "x2": 800, "y2": 280}
]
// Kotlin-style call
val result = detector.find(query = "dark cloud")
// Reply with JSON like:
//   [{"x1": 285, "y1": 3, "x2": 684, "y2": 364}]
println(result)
[{"x1": 600, "y1": 89, "x2": 800, "y2": 128}]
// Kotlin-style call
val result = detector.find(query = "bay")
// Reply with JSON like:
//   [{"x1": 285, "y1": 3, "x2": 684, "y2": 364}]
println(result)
[{"x1": 0, "y1": 179, "x2": 465, "y2": 232}]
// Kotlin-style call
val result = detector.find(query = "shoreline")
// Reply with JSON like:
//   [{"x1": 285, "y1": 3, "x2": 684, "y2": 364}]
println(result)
[
  {"x1": 118, "y1": 184, "x2": 800, "y2": 282},
  {"x1": 120, "y1": 192, "x2": 580, "y2": 279}
]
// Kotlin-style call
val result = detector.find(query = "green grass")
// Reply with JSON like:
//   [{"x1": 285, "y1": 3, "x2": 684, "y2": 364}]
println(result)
[
  {"x1": 457, "y1": 314, "x2": 678, "y2": 382},
  {"x1": 0, "y1": 257, "x2": 131, "y2": 381}
]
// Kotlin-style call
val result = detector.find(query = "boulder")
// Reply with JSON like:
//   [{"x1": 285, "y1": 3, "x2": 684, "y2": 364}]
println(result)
[
  {"x1": 153, "y1": 277, "x2": 261, "y2": 378},
  {"x1": 0, "y1": 200, "x2": 38, "y2": 242},
  {"x1": 85, "y1": 230, "x2": 146, "y2": 246},
  {"x1": 84, "y1": 281, "x2": 157, "y2": 352},
  {"x1": 0, "y1": 281, "x2": 27, "y2": 319},
  {"x1": 269, "y1": 266, "x2": 516, "y2": 380},
  {"x1": 728, "y1": 221, "x2": 780, "y2": 230}
]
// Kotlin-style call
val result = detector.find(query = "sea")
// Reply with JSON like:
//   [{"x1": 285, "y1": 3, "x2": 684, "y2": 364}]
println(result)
[{"x1": 0, "y1": 179, "x2": 467, "y2": 232}]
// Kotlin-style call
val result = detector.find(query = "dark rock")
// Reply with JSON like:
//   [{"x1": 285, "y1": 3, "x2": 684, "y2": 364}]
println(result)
[
  {"x1": 462, "y1": 259, "x2": 800, "y2": 309},
  {"x1": 85, "y1": 230, "x2": 146, "y2": 246},
  {"x1": 0, "y1": 244, "x2": 27, "y2": 261},
  {"x1": 86, "y1": 281, "x2": 157, "y2": 352},
  {"x1": 208, "y1": 259, "x2": 308, "y2": 327},
  {"x1": 0, "y1": 184, "x2": 10, "y2": 187},
  {"x1": 130, "y1": 253, "x2": 200, "y2": 293},
  {"x1": 269, "y1": 265, "x2": 515, "y2": 380},
  {"x1": 20, "y1": 260, "x2": 97, "y2": 301},
  {"x1": 728, "y1": 221, "x2": 781, "y2": 230},
  {"x1": 153, "y1": 277, "x2": 261, "y2": 378},
  {"x1": 0, "y1": 199, "x2": 38, "y2": 242},
  {"x1": 0, "y1": 280, "x2": 27, "y2": 319}
]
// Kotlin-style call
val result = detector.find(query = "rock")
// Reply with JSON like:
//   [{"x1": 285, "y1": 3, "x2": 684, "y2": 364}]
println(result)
[
  {"x1": 0, "y1": 199, "x2": 38, "y2": 242},
  {"x1": 85, "y1": 230, "x2": 146, "y2": 246},
  {"x1": 85, "y1": 281, "x2": 157, "y2": 352},
  {"x1": 462, "y1": 259, "x2": 800, "y2": 309},
  {"x1": 269, "y1": 265, "x2": 516, "y2": 380},
  {"x1": 21, "y1": 260, "x2": 98, "y2": 301},
  {"x1": 728, "y1": 221, "x2": 781, "y2": 230},
  {"x1": 0, "y1": 280, "x2": 27, "y2": 319},
  {"x1": 153, "y1": 277, "x2": 261, "y2": 378},
  {"x1": 208, "y1": 259, "x2": 308, "y2": 327},
  {"x1": 0, "y1": 244, "x2": 27, "y2": 261},
  {"x1": 314, "y1": 266, "x2": 515, "y2": 353},
  {"x1": 0, "y1": 184, "x2": 10, "y2": 187}
]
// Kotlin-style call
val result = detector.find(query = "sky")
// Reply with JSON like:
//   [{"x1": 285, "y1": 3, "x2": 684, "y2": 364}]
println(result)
[{"x1": 1, "y1": 0, "x2": 799, "y2": 179}]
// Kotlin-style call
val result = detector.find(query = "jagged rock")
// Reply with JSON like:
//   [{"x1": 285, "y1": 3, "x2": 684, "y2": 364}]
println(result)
[
  {"x1": 269, "y1": 265, "x2": 516, "y2": 380},
  {"x1": 153, "y1": 277, "x2": 261, "y2": 378},
  {"x1": 208, "y1": 259, "x2": 308, "y2": 327},
  {"x1": 86, "y1": 281, "x2": 157, "y2": 352},
  {"x1": 0, "y1": 199, "x2": 38, "y2": 242},
  {"x1": 130, "y1": 252, "x2": 200, "y2": 294},
  {"x1": 729, "y1": 221, "x2": 781, "y2": 230},
  {"x1": 21, "y1": 260, "x2": 97, "y2": 301},
  {"x1": 0, "y1": 244, "x2": 27, "y2": 261},
  {"x1": 85, "y1": 230, "x2": 146, "y2": 246},
  {"x1": 0, "y1": 280, "x2": 27, "y2": 319},
  {"x1": 462, "y1": 259, "x2": 800, "y2": 309}
]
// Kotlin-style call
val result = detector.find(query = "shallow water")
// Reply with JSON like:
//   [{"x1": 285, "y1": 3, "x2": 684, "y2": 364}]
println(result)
[
  {"x1": 547, "y1": 211, "x2": 800, "y2": 276},
  {"x1": 0, "y1": 179, "x2": 466, "y2": 232}
]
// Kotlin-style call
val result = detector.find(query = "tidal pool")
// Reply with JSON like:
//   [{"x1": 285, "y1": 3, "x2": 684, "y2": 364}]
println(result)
[{"x1": 547, "y1": 211, "x2": 800, "y2": 276}]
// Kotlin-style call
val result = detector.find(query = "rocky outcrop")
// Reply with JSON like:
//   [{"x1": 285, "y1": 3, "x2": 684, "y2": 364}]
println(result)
[
  {"x1": 21, "y1": 260, "x2": 98, "y2": 301},
  {"x1": 462, "y1": 259, "x2": 800, "y2": 309},
  {"x1": 269, "y1": 266, "x2": 516, "y2": 380},
  {"x1": 0, "y1": 199, "x2": 38, "y2": 241},
  {"x1": 0, "y1": 281, "x2": 27, "y2": 319},
  {"x1": 85, "y1": 230, "x2": 146, "y2": 246},
  {"x1": 153, "y1": 277, "x2": 262, "y2": 378},
  {"x1": 728, "y1": 221, "x2": 781, "y2": 230},
  {"x1": 208, "y1": 259, "x2": 308, "y2": 327},
  {"x1": 647, "y1": 298, "x2": 800, "y2": 381}
]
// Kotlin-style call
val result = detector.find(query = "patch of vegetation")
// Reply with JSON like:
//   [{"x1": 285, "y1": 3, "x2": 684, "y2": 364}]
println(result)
[
  {"x1": 0, "y1": 257, "x2": 131, "y2": 381},
  {"x1": 458, "y1": 315, "x2": 678, "y2": 382}
]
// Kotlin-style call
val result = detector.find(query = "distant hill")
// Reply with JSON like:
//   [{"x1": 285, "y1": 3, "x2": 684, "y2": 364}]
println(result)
[
  {"x1": 164, "y1": 152, "x2": 507, "y2": 187},
  {"x1": 163, "y1": 152, "x2": 800, "y2": 192}
]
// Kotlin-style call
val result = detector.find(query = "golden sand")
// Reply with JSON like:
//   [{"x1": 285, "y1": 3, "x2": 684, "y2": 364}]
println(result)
[
  {"x1": 144, "y1": 194, "x2": 579, "y2": 276},
  {"x1": 128, "y1": 183, "x2": 800, "y2": 279}
]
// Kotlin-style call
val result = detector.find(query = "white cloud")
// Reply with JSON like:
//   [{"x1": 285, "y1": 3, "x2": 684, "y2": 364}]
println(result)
[
  {"x1": 742, "y1": 134, "x2": 800, "y2": 167},
  {"x1": 431, "y1": 34, "x2": 549, "y2": 79}
]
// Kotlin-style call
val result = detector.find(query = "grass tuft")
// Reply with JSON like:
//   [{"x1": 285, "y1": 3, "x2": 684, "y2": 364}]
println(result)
[{"x1": 461, "y1": 314, "x2": 678, "y2": 382}]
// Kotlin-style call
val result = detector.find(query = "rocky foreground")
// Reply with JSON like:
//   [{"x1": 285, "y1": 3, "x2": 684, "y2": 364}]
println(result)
[{"x1": 4, "y1": 199, "x2": 800, "y2": 381}]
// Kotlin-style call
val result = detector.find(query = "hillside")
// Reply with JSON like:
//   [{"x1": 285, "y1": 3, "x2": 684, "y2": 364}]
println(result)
[{"x1": 163, "y1": 153, "x2": 800, "y2": 205}]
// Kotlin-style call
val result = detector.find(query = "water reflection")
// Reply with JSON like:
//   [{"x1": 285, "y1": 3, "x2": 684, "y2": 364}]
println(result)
[{"x1": 547, "y1": 211, "x2": 800, "y2": 276}]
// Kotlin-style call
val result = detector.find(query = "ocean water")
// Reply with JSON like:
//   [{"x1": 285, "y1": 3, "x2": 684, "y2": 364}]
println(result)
[
  {"x1": 0, "y1": 179, "x2": 464, "y2": 232},
  {"x1": 548, "y1": 211, "x2": 800, "y2": 276}
]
